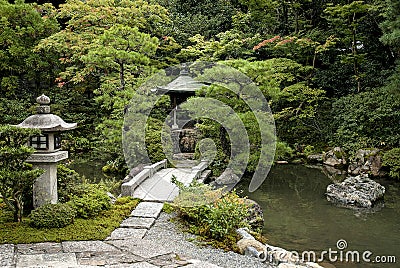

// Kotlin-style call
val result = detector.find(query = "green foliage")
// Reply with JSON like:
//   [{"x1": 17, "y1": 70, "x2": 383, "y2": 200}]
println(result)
[
  {"x1": 0, "y1": 0, "x2": 60, "y2": 98},
  {"x1": 379, "y1": 0, "x2": 400, "y2": 57},
  {"x1": 172, "y1": 181, "x2": 249, "y2": 249},
  {"x1": 162, "y1": 202, "x2": 175, "y2": 214},
  {"x1": 30, "y1": 203, "x2": 76, "y2": 228},
  {"x1": 0, "y1": 125, "x2": 43, "y2": 222},
  {"x1": 331, "y1": 87, "x2": 400, "y2": 153},
  {"x1": 0, "y1": 197, "x2": 139, "y2": 244},
  {"x1": 157, "y1": 0, "x2": 241, "y2": 47},
  {"x1": 68, "y1": 184, "x2": 111, "y2": 219},
  {"x1": 383, "y1": 148, "x2": 400, "y2": 179},
  {"x1": 57, "y1": 164, "x2": 84, "y2": 203},
  {"x1": 274, "y1": 141, "x2": 294, "y2": 161}
]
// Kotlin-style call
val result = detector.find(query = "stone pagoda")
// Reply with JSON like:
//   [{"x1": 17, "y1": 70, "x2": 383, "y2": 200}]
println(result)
[{"x1": 17, "y1": 94, "x2": 77, "y2": 208}]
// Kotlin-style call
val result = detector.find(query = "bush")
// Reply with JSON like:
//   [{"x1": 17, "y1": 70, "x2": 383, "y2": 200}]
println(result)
[
  {"x1": 57, "y1": 164, "x2": 84, "y2": 203},
  {"x1": 274, "y1": 141, "x2": 294, "y2": 160},
  {"x1": 331, "y1": 88, "x2": 400, "y2": 153},
  {"x1": 383, "y1": 148, "x2": 400, "y2": 179},
  {"x1": 173, "y1": 181, "x2": 249, "y2": 248},
  {"x1": 30, "y1": 203, "x2": 76, "y2": 228},
  {"x1": 68, "y1": 184, "x2": 111, "y2": 218}
]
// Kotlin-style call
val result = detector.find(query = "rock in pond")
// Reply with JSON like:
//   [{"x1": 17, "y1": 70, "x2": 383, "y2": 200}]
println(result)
[
  {"x1": 326, "y1": 175, "x2": 385, "y2": 208},
  {"x1": 323, "y1": 147, "x2": 347, "y2": 168},
  {"x1": 243, "y1": 199, "x2": 264, "y2": 231},
  {"x1": 211, "y1": 168, "x2": 240, "y2": 189},
  {"x1": 347, "y1": 148, "x2": 385, "y2": 177}
]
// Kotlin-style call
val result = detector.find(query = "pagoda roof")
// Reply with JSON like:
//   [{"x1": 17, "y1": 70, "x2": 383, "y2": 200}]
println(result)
[
  {"x1": 17, "y1": 94, "x2": 77, "y2": 132},
  {"x1": 17, "y1": 114, "x2": 77, "y2": 132},
  {"x1": 153, "y1": 70, "x2": 208, "y2": 94}
]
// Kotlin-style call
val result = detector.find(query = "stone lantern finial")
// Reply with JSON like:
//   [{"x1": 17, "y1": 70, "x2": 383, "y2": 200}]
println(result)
[{"x1": 36, "y1": 94, "x2": 51, "y2": 114}]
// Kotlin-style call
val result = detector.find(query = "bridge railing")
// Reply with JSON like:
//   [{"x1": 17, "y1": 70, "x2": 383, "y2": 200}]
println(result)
[{"x1": 121, "y1": 159, "x2": 167, "y2": 196}]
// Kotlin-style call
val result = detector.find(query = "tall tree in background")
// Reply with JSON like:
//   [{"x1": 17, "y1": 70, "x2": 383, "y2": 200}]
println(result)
[
  {"x1": 0, "y1": 0, "x2": 59, "y2": 98},
  {"x1": 323, "y1": 1, "x2": 381, "y2": 93},
  {"x1": 380, "y1": 0, "x2": 400, "y2": 97}
]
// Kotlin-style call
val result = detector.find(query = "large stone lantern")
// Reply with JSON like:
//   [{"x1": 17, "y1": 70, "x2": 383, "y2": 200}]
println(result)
[
  {"x1": 17, "y1": 94, "x2": 77, "y2": 208},
  {"x1": 152, "y1": 66, "x2": 208, "y2": 155}
]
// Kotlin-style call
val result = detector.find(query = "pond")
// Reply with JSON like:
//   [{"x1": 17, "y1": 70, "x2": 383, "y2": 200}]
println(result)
[{"x1": 236, "y1": 164, "x2": 400, "y2": 268}]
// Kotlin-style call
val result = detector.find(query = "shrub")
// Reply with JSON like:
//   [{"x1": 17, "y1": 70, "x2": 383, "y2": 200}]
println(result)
[
  {"x1": 274, "y1": 141, "x2": 294, "y2": 160},
  {"x1": 69, "y1": 184, "x2": 111, "y2": 218},
  {"x1": 383, "y1": 148, "x2": 400, "y2": 179},
  {"x1": 173, "y1": 180, "x2": 249, "y2": 248},
  {"x1": 331, "y1": 88, "x2": 400, "y2": 153},
  {"x1": 30, "y1": 203, "x2": 76, "y2": 228},
  {"x1": 57, "y1": 164, "x2": 84, "y2": 203}
]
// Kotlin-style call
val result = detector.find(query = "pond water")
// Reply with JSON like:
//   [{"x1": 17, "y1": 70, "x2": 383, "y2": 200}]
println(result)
[
  {"x1": 68, "y1": 158, "x2": 107, "y2": 182},
  {"x1": 236, "y1": 164, "x2": 400, "y2": 268}
]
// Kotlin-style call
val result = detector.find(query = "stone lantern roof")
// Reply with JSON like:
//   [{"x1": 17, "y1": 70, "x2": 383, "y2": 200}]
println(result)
[
  {"x1": 153, "y1": 68, "x2": 208, "y2": 94},
  {"x1": 17, "y1": 94, "x2": 77, "y2": 132}
]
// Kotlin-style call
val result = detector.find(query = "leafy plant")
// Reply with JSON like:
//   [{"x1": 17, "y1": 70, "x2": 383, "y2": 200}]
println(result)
[
  {"x1": 68, "y1": 184, "x2": 111, "y2": 219},
  {"x1": 172, "y1": 180, "x2": 249, "y2": 249},
  {"x1": 30, "y1": 203, "x2": 76, "y2": 228},
  {"x1": 57, "y1": 164, "x2": 84, "y2": 203},
  {"x1": 383, "y1": 148, "x2": 400, "y2": 179},
  {"x1": 0, "y1": 125, "x2": 43, "y2": 222}
]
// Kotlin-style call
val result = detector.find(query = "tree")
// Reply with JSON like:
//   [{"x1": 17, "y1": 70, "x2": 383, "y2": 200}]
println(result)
[
  {"x1": 36, "y1": 0, "x2": 169, "y2": 92},
  {"x1": 0, "y1": 125, "x2": 43, "y2": 222},
  {"x1": 324, "y1": 1, "x2": 378, "y2": 92},
  {"x1": 0, "y1": 0, "x2": 60, "y2": 98},
  {"x1": 157, "y1": 0, "x2": 242, "y2": 46},
  {"x1": 82, "y1": 25, "x2": 158, "y2": 92}
]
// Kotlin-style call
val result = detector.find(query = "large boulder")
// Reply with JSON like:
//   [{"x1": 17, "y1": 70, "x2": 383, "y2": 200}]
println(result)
[
  {"x1": 323, "y1": 147, "x2": 347, "y2": 168},
  {"x1": 211, "y1": 168, "x2": 240, "y2": 189},
  {"x1": 348, "y1": 149, "x2": 385, "y2": 177},
  {"x1": 243, "y1": 199, "x2": 264, "y2": 231},
  {"x1": 326, "y1": 175, "x2": 385, "y2": 208},
  {"x1": 307, "y1": 154, "x2": 324, "y2": 163}
]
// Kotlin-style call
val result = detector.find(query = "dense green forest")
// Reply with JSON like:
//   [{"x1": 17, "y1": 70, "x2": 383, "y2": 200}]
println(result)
[{"x1": 0, "y1": 0, "x2": 399, "y2": 178}]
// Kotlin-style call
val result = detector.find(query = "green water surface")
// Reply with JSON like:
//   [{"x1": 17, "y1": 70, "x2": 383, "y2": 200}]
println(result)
[{"x1": 237, "y1": 165, "x2": 400, "y2": 268}]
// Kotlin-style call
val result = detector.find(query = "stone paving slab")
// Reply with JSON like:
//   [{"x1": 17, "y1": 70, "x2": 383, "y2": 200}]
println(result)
[
  {"x1": 17, "y1": 242, "x2": 62, "y2": 254},
  {"x1": 128, "y1": 262, "x2": 159, "y2": 268},
  {"x1": 62, "y1": 240, "x2": 119, "y2": 253},
  {"x1": 109, "y1": 238, "x2": 172, "y2": 259},
  {"x1": 120, "y1": 217, "x2": 155, "y2": 229},
  {"x1": 16, "y1": 252, "x2": 77, "y2": 268},
  {"x1": 0, "y1": 244, "x2": 15, "y2": 267},
  {"x1": 76, "y1": 251, "x2": 144, "y2": 266},
  {"x1": 106, "y1": 228, "x2": 147, "y2": 240},
  {"x1": 131, "y1": 202, "x2": 163, "y2": 218}
]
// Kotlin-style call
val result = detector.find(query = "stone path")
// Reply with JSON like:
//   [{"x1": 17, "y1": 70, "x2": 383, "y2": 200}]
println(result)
[{"x1": 0, "y1": 202, "x2": 222, "y2": 268}]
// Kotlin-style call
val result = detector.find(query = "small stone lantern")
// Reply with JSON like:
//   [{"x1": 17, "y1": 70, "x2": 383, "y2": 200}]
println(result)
[{"x1": 17, "y1": 94, "x2": 77, "y2": 208}]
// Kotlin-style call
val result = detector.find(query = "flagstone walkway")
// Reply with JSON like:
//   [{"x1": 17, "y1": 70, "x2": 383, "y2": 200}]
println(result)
[{"x1": 0, "y1": 202, "x2": 222, "y2": 268}]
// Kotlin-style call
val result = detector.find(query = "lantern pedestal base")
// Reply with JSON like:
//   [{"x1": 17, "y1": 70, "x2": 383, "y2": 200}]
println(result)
[
  {"x1": 32, "y1": 164, "x2": 58, "y2": 208},
  {"x1": 27, "y1": 151, "x2": 68, "y2": 208}
]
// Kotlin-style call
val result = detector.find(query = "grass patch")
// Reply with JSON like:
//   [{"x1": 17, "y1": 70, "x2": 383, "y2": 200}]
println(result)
[{"x1": 0, "y1": 197, "x2": 139, "y2": 244}]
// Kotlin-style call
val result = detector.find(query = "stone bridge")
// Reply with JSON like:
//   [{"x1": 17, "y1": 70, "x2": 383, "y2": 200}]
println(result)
[{"x1": 121, "y1": 159, "x2": 210, "y2": 202}]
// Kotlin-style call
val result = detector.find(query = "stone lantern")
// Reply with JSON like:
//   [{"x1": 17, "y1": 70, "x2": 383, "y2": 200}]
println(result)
[
  {"x1": 152, "y1": 66, "x2": 208, "y2": 155},
  {"x1": 17, "y1": 94, "x2": 77, "y2": 208}
]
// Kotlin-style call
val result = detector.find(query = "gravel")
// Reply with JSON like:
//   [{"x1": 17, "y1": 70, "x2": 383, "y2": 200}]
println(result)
[{"x1": 144, "y1": 212, "x2": 273, "y2": 268}]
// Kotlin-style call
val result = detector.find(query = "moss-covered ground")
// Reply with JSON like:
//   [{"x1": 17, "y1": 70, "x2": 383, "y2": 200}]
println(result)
[{"x1": 0, "y1": 197, "x2": 139, "y2": 244}]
